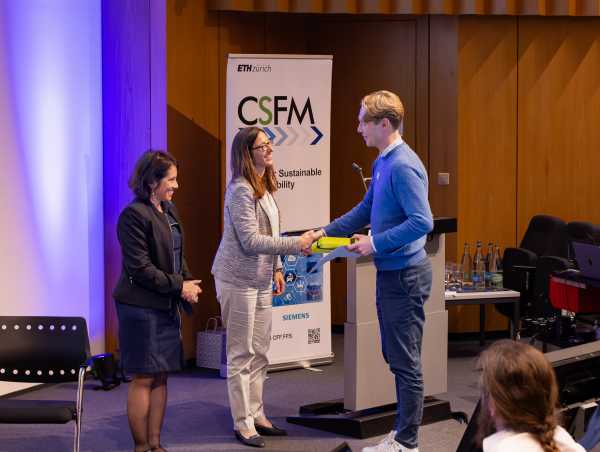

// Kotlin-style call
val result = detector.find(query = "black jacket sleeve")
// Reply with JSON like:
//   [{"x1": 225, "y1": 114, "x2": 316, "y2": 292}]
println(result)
[{"x1": 117, "y1": 207, "x2": 184, "y2": 295}]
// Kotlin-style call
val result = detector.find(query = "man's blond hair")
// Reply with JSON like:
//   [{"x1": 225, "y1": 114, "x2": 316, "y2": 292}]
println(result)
[{"x1": 361, "y1": 90, "x2": 404, "y2": 131}]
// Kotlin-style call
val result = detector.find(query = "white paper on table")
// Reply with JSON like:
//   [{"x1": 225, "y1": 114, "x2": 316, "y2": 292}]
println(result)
[{"x1": 308, "y1": 246, "x2": 360, "y2": 274}]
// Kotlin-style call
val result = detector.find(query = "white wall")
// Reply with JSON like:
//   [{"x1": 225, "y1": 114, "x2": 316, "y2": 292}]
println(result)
[{"x1": 0, "y1": 1, "x2": 104, "y2": 396}]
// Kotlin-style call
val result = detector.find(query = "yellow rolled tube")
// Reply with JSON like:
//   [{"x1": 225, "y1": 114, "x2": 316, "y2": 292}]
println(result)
[{"x1": 310, "y1": 237, "x2": 354, "y2": 254}]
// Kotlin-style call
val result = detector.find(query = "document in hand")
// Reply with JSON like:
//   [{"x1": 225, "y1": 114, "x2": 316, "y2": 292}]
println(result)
[{"x1": 308, "y1": 238, "x2": 360, "y2": 274}]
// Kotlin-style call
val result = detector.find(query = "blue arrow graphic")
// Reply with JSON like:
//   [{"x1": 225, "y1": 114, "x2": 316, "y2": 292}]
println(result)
[
  {"x1": 275, "y1": 127, "x2": 288, "y2": 146},
  {"x1": 310, "y1": 126, "x2": 323, "y2": 145},
  {"x1": 263, "y1": 127, "x2": 276, "y2": 142}
]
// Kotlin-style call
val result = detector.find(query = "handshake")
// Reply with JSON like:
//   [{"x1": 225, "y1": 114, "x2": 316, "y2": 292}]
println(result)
[{"x1": 297, "y1": 229, "x2": 325, "y2": 255}]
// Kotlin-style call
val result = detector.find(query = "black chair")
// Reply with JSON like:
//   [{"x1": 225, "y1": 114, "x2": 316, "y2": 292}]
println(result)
[
  {"x1": 0, "y1": 316, "x2": 90, "y2": 452},
  {"x1": 530, "y1": 256, "x2": 572, "y2": 318},
  {"x1": 522, "y1": 255, "x2": 573, "y2": 350},
  {"x1": 497, "y1": 215, "x2": 569, "y2": 321}
]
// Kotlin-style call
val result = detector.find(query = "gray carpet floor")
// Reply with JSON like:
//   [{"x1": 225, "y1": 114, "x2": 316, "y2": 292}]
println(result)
[{"x1": 0, "y1": 335, "x2": 579, "y2": 452}]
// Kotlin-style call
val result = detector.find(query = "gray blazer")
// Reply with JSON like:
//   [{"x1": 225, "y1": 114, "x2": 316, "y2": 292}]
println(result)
[{"x1": 212, "y1": 177, "x2": 301, "y2": 289}]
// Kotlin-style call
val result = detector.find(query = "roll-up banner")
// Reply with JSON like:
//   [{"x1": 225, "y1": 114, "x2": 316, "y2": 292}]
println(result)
[{"x1": 226, "y1": 54, "x2": 333, "y2": 367}]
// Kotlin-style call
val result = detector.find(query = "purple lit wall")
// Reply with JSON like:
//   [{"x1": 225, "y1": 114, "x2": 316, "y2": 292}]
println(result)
[
  {"x1": 0, "y1": 0, "x2": 104, "y2": 396},
  {"x1": 102, "y1": 0, "x2": 166, "y2": 354}
]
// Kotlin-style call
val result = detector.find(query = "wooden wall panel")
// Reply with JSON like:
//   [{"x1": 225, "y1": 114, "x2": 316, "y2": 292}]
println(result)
[
  {"x1": 453, "y1": 16, "x2": 518, "y2": 333},
  {"x1": 517, "y1": 18, "x2": 600, "y2": 238},
  {"x1": 457, "y1": 16, "x2": 518, "y2": 254},
  {"x1": 265, "y1": 14, "x2": 310, "y2": 53},
  {"x1": 429, "y1": 16, "x2": 459, "y2": 265},
  {"x1": 168, "y1": 2, "x2": 219, "y2": 137},
  {"x1": 415, "y1": 17, "x2": 430, "y2": 171},
  {"x1": 167, "y1": 0, "x2": 223, "y2": 359}
]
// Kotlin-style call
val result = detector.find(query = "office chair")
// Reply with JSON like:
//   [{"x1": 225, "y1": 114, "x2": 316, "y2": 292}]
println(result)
[
  {"x1": 496, "y1": 215, "x2": 569, "y2": 323},
  {"x1": 522, "y1": 255, "x2": 573, "y2": 350},
  {"x1": 0, "y1": 316, "x2": 91, "y2": 452}
]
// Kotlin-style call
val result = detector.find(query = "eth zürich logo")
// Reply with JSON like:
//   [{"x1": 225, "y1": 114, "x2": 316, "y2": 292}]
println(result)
[
  {"x1": 237, "y1": 63, "x2": 272, "y2": 73},
  {"x1": 237, "y1": 95, "x2": 323, "y2": 146}
]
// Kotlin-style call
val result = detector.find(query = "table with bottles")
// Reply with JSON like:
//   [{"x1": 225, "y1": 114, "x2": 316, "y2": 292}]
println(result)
[{"x1": 445, "y1": 241, "x2": 520, "y2": 345}]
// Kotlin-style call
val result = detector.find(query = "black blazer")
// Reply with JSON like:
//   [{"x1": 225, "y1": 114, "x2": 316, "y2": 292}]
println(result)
[{"x1": 113, "y1": 199, "x2": 194, "y2": 314}]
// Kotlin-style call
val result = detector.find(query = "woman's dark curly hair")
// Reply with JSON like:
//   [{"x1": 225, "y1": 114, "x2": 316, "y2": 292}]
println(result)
[{"x1": 129, "y1": 150, "x2": 178, "y2": 201}]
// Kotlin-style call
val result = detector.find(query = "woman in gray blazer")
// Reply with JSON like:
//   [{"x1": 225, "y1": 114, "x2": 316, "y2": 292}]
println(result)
[{"x1": 212, "y1": 127, "x2": 315, "y2": 448}]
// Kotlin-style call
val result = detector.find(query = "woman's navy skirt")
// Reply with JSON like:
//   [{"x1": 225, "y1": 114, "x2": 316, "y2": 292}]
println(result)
[{"x1": 116, "y1": 301, "x2": 183, "y2": 374}]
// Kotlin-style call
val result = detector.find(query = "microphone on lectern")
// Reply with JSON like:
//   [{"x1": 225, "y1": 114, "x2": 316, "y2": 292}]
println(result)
[{"x1": 352, "y1": 162, "x2": 369, "y2": 193}]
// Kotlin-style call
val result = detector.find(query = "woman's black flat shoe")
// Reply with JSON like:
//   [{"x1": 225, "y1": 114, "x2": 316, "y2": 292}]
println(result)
[
  {"x1": 254, "y1": 423, "x2": 288, "y2": 436},
  {"x1": 234, "y1": 430, "x2": 266, "y2": 448}
]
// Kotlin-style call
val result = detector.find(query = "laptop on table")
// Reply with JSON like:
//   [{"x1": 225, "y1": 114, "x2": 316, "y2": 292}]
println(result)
[{"x1": 573, "y1": 241, "x2": 600, "y2": 280}]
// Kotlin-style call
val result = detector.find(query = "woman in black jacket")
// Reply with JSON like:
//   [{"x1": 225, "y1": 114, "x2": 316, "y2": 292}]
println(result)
[{"x1": 113, "y1": 150, "x2": 202, "y2": 452}]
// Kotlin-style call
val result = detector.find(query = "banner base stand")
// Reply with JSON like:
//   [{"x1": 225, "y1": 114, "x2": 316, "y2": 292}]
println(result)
[
  {"x1": 286, "y1": 396, "x2": 454, "y2": 439},
  {"x1": 268, "y1": 354, "x2": 334, "y2": 373}
]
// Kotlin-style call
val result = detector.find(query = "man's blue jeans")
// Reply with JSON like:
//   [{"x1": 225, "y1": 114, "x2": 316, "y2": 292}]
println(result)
[{"x1": 376, "y1": 257, "x2": 432, "y2": 449}]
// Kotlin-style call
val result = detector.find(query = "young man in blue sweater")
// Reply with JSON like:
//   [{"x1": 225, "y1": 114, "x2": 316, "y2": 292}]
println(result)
[{"x1": 317, "y1": 90, "x2": 433, "y2": 452}]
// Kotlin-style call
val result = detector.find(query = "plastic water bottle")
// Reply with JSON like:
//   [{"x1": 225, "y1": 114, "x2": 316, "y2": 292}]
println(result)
[
  {"x1": 473, "y1": 241, "x2": 485, "y2": 290},
  {"x1": 460, "y1": 242, "x2": 473, "y2": 289}
]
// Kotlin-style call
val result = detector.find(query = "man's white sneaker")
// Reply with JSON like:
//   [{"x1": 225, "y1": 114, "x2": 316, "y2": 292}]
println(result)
[
  {"x1": 361, "y1": 430, "x2": 396, "y2": 452},
  {"x1": 361, "y1": 431, "x2": 418, "y2": 452}
]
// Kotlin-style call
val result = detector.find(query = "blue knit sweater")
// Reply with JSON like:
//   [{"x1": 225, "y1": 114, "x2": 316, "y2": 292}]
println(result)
[{"x1": 324, "y1": 140, "x2": 433, "y2": 271}]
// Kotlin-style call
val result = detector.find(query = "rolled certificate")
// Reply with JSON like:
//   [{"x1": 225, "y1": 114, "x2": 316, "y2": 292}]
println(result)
[{"x1": 311, "y1": 237, "x2": 354, "y2": 254}]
